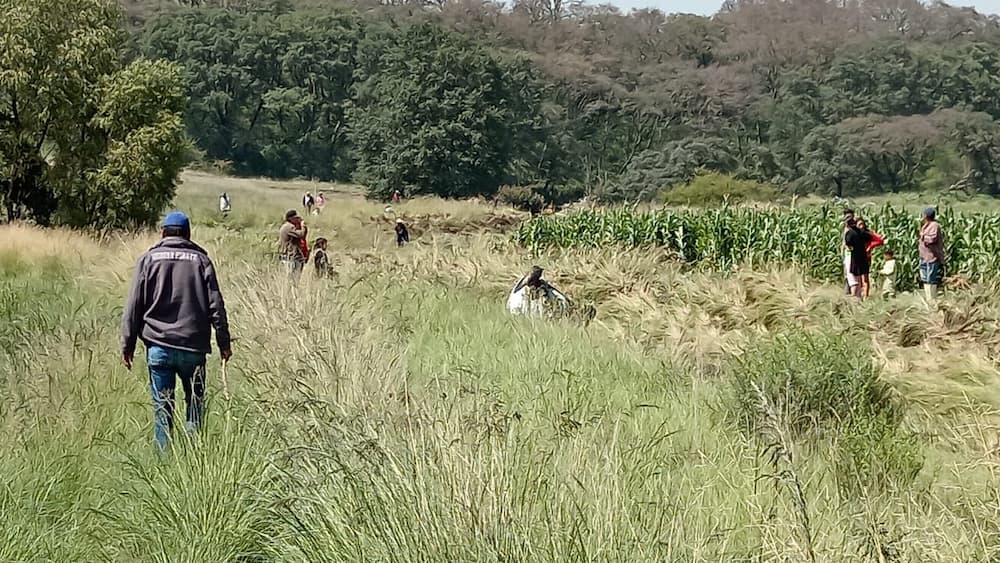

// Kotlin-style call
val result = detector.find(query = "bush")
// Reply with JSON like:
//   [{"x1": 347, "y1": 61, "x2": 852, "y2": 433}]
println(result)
[
  {"x1": 497, "y1": 185, "x2": 544, "y2": 214},
  {"x1": 727, "y1": 332, "x2": 898, "y2": 436},
  {"x1": 726, "y1": 331, "x2": 922, "y2": 494},
  {"x1": 661, "y1": 172, "x2": 779, "y2": 207}
]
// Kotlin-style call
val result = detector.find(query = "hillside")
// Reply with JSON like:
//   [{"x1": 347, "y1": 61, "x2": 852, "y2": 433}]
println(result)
[{"x1": 121, "y1": 0, "x2": 1000, "y2": 203}]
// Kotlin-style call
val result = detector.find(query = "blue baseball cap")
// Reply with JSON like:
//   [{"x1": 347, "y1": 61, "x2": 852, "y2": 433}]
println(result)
[
  {"x1": 162, "y1": 210, "x2": 190, "y2": 229},
  {"x1": 924, "y1": 207, "x2": 936, "y2": 219}
]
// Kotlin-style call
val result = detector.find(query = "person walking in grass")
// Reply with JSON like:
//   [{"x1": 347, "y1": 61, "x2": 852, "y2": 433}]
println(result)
[
  {"x1": 278, "y1": 209, "x2": 308, "y2": 282},
  {"x1": 302, "y1": 192, "x2": 315, "y2": 215},
  {"x1": 121, "y1": 211, "x2": 232, "y2": 453},
  {"x1": 844, "y1": 217, "x2": 872, "y2": 300},
  {"x1": 312, "y1": 237, "x2": 334, "y2": 278},
  {"x1": 880, "y1": 248, "x2": 897, "y2": 298},
  {"x1": 919, "y1": 207, "x2": 945, "y2": 302}
]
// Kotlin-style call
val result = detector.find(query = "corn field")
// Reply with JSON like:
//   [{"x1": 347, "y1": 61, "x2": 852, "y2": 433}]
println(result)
[{"x1": 513, "y1": 205, "x2": 1000, "y2": 292}]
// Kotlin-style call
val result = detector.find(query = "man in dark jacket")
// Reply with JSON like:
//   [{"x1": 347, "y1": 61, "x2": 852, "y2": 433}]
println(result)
[
  {"x1": 395, "y1": 218, "x2": 409, "y2": 247},
  {"x1": 121, "y1": 211, "x2": 232, "y2": 452}
]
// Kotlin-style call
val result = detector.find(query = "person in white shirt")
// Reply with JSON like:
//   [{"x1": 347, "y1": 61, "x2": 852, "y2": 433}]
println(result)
[{"x1": 507, "y1": 266, "x2": 568, "y2": 317}]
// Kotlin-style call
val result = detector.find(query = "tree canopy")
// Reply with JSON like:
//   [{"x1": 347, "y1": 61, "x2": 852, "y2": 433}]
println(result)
[
  {"x1": 118, "y1": 0, "x2": 1000, "y2": 202},
  {"x1": 1, "y1": 0, "x2": 187, "y2": 227}
]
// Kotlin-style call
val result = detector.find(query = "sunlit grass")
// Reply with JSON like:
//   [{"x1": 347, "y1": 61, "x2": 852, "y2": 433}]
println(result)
[{"x1": 1, "y1": 174, "x2": 1000, "y2": 560}]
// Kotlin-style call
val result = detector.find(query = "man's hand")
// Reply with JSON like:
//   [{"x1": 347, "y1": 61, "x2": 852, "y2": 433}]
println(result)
[
  {"x1": 122, "y1": 351, "x2": 134, "y2": 370},
  {"x1": 221, "y1": 349, "x2": 233, "y2": 362}
]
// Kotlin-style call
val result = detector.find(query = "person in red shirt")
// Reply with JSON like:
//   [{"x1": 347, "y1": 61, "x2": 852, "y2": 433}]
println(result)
[{"x1": 856, "y1": 218, "x2": 884, "y2": 299}]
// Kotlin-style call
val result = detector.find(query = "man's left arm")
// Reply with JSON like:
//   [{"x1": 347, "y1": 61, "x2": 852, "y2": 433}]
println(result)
[{"x1": 204, "y1": 259, "x2": 232, "y2": 359}]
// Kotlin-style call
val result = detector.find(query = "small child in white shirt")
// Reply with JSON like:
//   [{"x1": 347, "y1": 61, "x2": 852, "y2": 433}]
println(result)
[{"x1": 880, "y1": 249, "x2": 897, "y2": 298}]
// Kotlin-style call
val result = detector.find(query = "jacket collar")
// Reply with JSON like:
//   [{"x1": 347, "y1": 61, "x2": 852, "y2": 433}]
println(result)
[{"x1": 151, "y1": 236, "x2": 208, "y2": 256}]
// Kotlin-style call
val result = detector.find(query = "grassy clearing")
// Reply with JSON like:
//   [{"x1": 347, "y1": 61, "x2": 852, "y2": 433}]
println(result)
[{"x1": 2, "y1": 173, "x2": 1000, "y2": 561}]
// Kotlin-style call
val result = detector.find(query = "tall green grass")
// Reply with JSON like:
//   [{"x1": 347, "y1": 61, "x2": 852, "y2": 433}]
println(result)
[{"x1": 2, "y1": 185, "x2": 1000, "y2": 561}]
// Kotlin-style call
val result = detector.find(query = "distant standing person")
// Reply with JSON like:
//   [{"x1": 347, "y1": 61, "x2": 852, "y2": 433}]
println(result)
[
  {"x1": 392, "y1": 190, "x2": 401, "y2": 204},
  {"x1": 844, "y1": 217, "x2": 872, "y2": 300},
  {"x1": 120, "y1": 211, "x2": 232, "y2": 453},
  {"x1": 856, "y1": 217, "x2": 884, "y2": 299},
  {"x1": 315, "y1": 191, "x2": 326, "y2": 214},
  {"x1": 219, "y1": 192, "x2": 231, "y2": 214},
  {"x1": 395, "y1": 218, "x2": 409, "y2": 247},
  {"x1": 919, "y1": 207, "x2": 945, "y2": 302},
  {"x1": 842, "y1": 208, "x2": 855, "y2": 295},
  {"x1": 302, "y1": 192, "x2": 315, "y2": 215},
  {"x1": 312, "y1": 237, "x2": 334, "y2": 278},
  {"x1": 278, "y1": 209, "x2": 308, "y2": 282},
  {"x1": 880, "y1": 249, "x2": 897, "y2": 298}
]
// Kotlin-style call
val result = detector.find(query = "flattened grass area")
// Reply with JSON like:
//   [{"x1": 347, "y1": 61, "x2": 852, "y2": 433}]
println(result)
[{"x1": 2, "y1": 172, "x2": 1000, "y2": 561}]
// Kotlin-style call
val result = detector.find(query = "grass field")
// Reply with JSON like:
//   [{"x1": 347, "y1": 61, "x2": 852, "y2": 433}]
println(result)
[{"x1": 2, "y1": 172, "x2": 1000, "y2": 561}]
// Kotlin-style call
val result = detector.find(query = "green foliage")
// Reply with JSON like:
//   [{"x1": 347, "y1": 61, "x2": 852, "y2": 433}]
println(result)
[
  {"x1": 728, "y1": 332, "x2": 901, "y2": 437},
  {"x1": 122, "y1": 1, "x2": 1000, "y2": 202},
  {"x1": 497, "y1": 185, "x2": 544, "y2": 214},
  {"x1": 727, "y1": 331, "x2": 922, "y2": 495},
  {"x1": 513, "y1": 204, "x2": 1000, "y2": 292},
  {"x1": 661, "y1": 172, "x2": 779, "y2": 207},
  {"x1": 348, "y1": 24, "x2": 541, "y2": 200},
  {"x1": 137, "y1": 10, "x2": 359, "y2": 181},
  {"x1": 0, "y1": 0, "x2": 186, "y2": 228},
  {"x1": 606, "y1": 137, "x2": 738, "y2": 203}
]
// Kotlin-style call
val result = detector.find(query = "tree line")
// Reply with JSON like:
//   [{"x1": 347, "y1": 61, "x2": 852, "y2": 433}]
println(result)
[
  {"x1": 132, "y1": 0, "x2": 1000, "y2": 202},
  {"x1": 6, "y1": 0, "x2": 1000, "y2": 227}
]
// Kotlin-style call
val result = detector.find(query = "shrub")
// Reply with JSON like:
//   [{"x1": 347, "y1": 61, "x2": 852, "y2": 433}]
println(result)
[
  {"x1": 497, "y1": 185, "x2": 543, "y2": 214},
  {"x1": 727, "y1": 332, "x2": 899, "y2": 437},
  {"x1": 661, "y1": 172, "x2": 779, "y2": 207},
  {"x1": 726, "y1": 331, "x2": 922, "y2": 495}
]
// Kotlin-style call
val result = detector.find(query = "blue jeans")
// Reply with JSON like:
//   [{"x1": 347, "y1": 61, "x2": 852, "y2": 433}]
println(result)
[{"x1": 147, "y1": 345, "x2": 207, "y2": 452}]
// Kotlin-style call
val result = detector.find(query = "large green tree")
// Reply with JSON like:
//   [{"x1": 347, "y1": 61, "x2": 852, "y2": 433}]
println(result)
[
  {"x1": 0, "y1": 0, "x2": 186, "y2": 228},
  {"x1": 138, "y1": 10, "x2": 358, "y2": 180},
  {"x1": 348, "y1": 24, "x2": 542, "y2": 199}
]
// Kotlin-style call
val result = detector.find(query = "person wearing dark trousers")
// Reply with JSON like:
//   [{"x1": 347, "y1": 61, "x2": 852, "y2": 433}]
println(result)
[
  {"x1": 395, "y1": 218, "x2": 410, "y2": 247},
  {"x1": 121, "y1": 211, "x2": 232, "y2": 453}
]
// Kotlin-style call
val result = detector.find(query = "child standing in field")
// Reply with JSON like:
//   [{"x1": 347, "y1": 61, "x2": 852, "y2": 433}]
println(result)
[
  {"x1": 312, "y1": 237, "x2": 334, "y2": 278},
  {"x1": 881, "y1": 249, "x2": 897, "y2": 298},
  {"x1": 395, "y1": 218, "x2": 409, "y2": 247}
]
